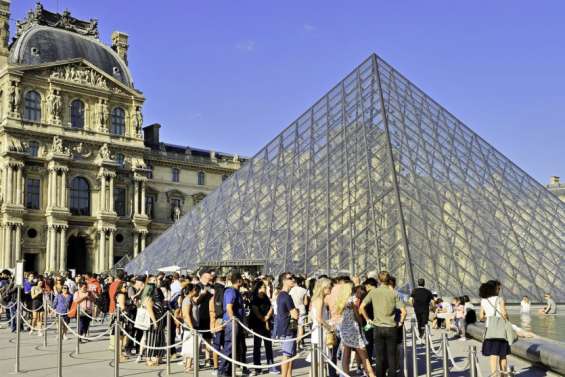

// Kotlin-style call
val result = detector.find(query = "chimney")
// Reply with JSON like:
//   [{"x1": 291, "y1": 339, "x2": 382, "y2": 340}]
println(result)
[
  {"x1": 143, "y1": 123, "x2": 161, "y2": 148},
  {"x1": 0, "y1": 0, "x2": 10, "y2": 67},
  {"x1": 549, "y1": 176, "x2": 560, "y2": 185},
  {"x1": 111, "y1": 31, "x2": 129, "y2": 65}
]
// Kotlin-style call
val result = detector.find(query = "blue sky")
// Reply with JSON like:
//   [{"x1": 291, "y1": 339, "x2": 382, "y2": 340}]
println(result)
[{"x1": 11, "y1": 1, "x2": 564, "y2": 184}]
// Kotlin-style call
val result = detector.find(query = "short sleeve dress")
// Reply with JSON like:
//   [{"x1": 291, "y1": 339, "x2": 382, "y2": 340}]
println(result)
[{"x1": 340, "y1": 297, "x2": 367, "y2": 348}]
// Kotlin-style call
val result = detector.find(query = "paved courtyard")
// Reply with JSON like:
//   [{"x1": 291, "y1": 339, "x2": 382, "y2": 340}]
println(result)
[{"x1": 0, "y1": 314, "x2": 559, "y2": 377}]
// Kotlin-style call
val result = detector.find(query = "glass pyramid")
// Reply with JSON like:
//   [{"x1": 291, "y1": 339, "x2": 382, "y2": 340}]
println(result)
[{"x1": 127, "y1": 54, "x2": 565, "y2": 301}]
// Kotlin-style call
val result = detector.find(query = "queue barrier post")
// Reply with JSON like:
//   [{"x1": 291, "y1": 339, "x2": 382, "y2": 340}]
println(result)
[
  {"x1": 425, "y1": 325, "x2": 431, "y2": 377},
  {"x1": 469, "y1": 345, "x2": 477, "y2": 377},
  {"x1": 402, "y1": 323, "x2": 408, "y2": 377},
  {"x1": 310, "y1": 328, "x2": 318, "y2": 377},
  {"x1": 14, "y1": 287, "x2": 21, "y2": 373},
  {"x1": 318, "y1": 324, "x2": 325, "y2": 377},
  {"x1": 75, "y1": 305, "x2": 80, "y2": 355},
  {"x1": 114, "y1": 308, "x2": 120, "y2": 377},
  {"x1": 441, "y1": 332, "x2": 448, "y2": 377},
  {"x1": 193, "y1": 327, "x2": 200, "y2": 377},
  {"x1": 43, "y1": 295, "x2": 48, "y2": 347},
  {"x1": 411, "y1": 318, "x2": 418, "y2": 377},
  {"x1": 231, "y1": 318, "x2": 237, "y2": 377},
  {"x1": 57, "y1": 314, "x2": 63, "y2": 377},
  {"x1": 166, "y1": 311, "x2": 171, "y2": 376},
  {"x1": 508, "y1": 365, "x2": 515, "y2": 377}
]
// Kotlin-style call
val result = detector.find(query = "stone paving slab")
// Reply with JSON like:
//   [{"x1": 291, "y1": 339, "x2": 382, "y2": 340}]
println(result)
[{"x1": 0, "y1": 318, "x2": 559, "y2": 377}]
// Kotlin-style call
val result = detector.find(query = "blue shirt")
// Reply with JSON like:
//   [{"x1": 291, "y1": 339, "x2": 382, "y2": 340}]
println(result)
[
  {"x1": 276, "y1": 291, "x2": 296, "y2": 337},
  {"x1": 53, "y1": 293, "x2": 73, "y2": 314},
  {"x1": 23, "y1": 281, "x2": 32, "y2": 294},
  {"x1": 222, "y1": 287, "x2": 244, "y2": 321}
]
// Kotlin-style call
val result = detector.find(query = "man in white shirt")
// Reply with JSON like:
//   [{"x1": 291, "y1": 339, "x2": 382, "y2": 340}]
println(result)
[
  {"x1": 170, "y1": 272, "x2": 181, "y2": 297},
  {"x1": 289, "y1": 276, "x2": 308, "y2": 348}
]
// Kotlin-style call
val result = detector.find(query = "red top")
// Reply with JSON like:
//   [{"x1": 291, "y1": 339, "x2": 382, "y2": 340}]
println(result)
[{"x1": 108, "y1": 278, "x2": 122, "y2": 313}]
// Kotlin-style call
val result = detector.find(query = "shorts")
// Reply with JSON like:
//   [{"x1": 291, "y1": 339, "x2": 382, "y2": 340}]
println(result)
[{"x1": 279, "y1": 334, "x2": 297, "y2": 357}]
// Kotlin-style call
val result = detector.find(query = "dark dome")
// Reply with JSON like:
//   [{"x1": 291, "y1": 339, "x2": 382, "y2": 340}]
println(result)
[{"x1": 9, "y1": 26, "x2": 133, "y2": 87}]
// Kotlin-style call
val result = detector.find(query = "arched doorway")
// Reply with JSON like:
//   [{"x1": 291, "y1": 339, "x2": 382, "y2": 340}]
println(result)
[{"x1": 67, "y1": 236, "x2": 88, "y2": 274}]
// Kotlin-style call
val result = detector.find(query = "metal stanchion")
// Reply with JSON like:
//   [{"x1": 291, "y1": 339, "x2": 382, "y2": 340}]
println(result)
[
  {"x1": 441, "y1": 332, "x2": 448, "y2": 377},
  {"x1": 57, "y1": 314, "x2": 63, "y2": 377},
  {"x1": 402, "y1": 323, "x2": 408, "y2": 377},
  {"x1": 14, "y1": 288, "x2": 21, "y2": 373},
  {"x1": 411, "y1": 320, "x2": 418, "y2": 377},
  {"x1": 193, "y1": 327, "x2": 199, "y2": 377},
  {"x1": 311, "y1": 326, "x2": 319, "y2": 377},
  {"x1": 469, "y1": 346, "x2": 477, "y2": 377},
  {"x1": 114, "y1": 308, "x2": 120, "y2": 377},
  {"x1": 43, "y1": 295, "x2": 48, "y2": 347},
  {"x1": 318, "y1": 324, "x2": 325, "y2": 377},
  {"x1": 231, "y1": 318, "x2": 237, "y2": 377},
  {"x1": 508, "y1": 365, "x2": 515, "y2": 377},
  {"x1": 76, "y1": 305, "x2": 81, "y2": 354},
  {"x1": 166, "y1": 311, "x2": 171, "y2": 376},
  {"x1": 425, "y1": 325, "x2": 431, "y2": 377}
]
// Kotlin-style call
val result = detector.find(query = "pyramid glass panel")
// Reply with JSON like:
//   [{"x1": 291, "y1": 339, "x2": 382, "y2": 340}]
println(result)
[{"x1": 126, "y1": 55, "x2": 565, "y2": 301}]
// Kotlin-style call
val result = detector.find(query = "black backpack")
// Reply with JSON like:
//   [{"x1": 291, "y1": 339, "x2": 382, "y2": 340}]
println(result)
[{"x1": 214, "y1": 284, "x2": 226, "y2": 319}]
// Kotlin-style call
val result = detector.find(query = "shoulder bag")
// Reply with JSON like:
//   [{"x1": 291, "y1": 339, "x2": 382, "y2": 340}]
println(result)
[
  {"x1": 484, "y1": 297, "x2": 517, "y2": 345},
  {"x1": 134, "y1": 306, "x2": 151, "y2": 331}
]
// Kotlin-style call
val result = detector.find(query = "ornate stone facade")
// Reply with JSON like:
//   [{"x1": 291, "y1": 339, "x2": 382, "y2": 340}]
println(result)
[{"x1": 0, "y1": 3, "x2": 242, "y2": 273}]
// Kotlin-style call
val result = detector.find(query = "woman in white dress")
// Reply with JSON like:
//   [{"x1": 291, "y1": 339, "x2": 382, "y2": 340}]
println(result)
[
  {"x1": 309, "y1": 278, "x2": 333, "y2": 348},
  {"x1": 335, "y1": 282, "x2": 376, "y2": 377},
  {"x1": 181, "y1": 284, "x2": 201, "y2": 372}
]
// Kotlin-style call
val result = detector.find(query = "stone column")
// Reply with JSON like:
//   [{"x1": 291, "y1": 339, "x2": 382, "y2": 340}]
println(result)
[
  {"x1": 15, "y1": 166, "x2": 22, "y2": 206},
  {"x1": 100, "y1": 175, "x2": 106, "y2": 212},
  {"x1": 1, "y1": 165, "x2": 7, "y2": 203},
  {"x1": 140, "y1": 233, "x2": 146, "y2": 251},
  {"x1": 141, "y1": 181, "x2": 146, "y2": 215},
  {"x1": 108, "y1": 230, "x2": 114, "y2": 269},
  {"x1": 133, "y1": 180, "x2": 139, "y2": 215},
  {"x1": 4, "y1": 225, "x2": 12, "y2": 267},
  {"x1": 49, "y1": 226, "x2": 56, "y2": 272},
  {"x1": 59, "y1": 226, "x2": 66, "y2": 272},
  {"x1": 109, "y1": 176, "x2": 114, "y2": 213},
  {"x1": 47, "y1": 169, "x2": 55, "y2": 208},
  {"x1": 6, "y1": 165, "x2": 13, "y2": 203},
  {"x1": 133, "y1": 233, "x2": 139, "y2": 258},
  {"x1": 99, "y1": 230, "x2": 106, "y2": 272},
  {"x1": 60, "y1": 169, "x2": 67, "y2": 208},
  {"x1": 45, "y1": 226, "x2": 51, "y2": 272},
  {"x1": 14, "y1": 224, "x2": 21, "y2": 262}
]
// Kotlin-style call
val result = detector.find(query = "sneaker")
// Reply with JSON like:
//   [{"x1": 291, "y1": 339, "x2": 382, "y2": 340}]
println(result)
[
  {"x1": 269, "y1": 368, "x2": 280, "y2": 375},
  {"x1": 253, "y1": 370, "x2": 261, "y2": 376},
  {"x1": 135, "y1": 355, "x2": 142, "y2": 363},
  {"x1": 37, "y1": 332, "x2": 43, "y2": 337}
]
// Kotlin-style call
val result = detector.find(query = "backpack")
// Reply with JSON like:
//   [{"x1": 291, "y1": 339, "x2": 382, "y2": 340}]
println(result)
[
  {"x1": 96, "y1": 287, "x2": 110, "y2": 314},
  {"x1": 214, "y1": 284, "x2": 226, "y2": 319}
]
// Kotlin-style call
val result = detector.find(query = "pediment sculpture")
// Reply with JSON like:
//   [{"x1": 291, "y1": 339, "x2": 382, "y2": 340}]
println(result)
[{"x1": 48, "y1": 65, "x2": 111, "y2": 91}]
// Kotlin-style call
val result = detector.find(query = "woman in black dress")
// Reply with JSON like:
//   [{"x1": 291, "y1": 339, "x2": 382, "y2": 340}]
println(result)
[{"x1": 142, "y1": 282, "x2": 166, "y2": 366}]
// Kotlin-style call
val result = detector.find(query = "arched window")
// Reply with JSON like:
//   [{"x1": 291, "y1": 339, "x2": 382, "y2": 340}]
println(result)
[
  {"x1": 24, "y1": 90, "x2": 41, "y2": 122},
  {"x1": 110, "y1": 107, "x2": 126, "y2": 135},
  {"x1": 172, "y1": 168, "x2": 180, "y2": 182},
  {"x1": 69, "y1": 177, "x2": 90, "y2": 216},
  {"x1": 115, "y1": 153, "x2": 125, "y2": 167},
  {"x1": 70, "y1": 99, "x2": 85, "y2": 129},
  {"x1": 197, "y1": 171, "x2": 205, "y2": 186}
]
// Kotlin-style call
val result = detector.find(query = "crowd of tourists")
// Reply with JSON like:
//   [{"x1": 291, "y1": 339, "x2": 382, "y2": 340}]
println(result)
[{"x1": 0, "y1": 268, "x2": 558, "y2": 377}]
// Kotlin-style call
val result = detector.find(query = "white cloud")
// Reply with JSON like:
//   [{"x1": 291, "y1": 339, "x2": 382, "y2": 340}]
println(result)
[
  {"x1": 235, "y1": 40, "x2": 256, "y2": 52},
  {"x1": 304, "y1": 24, "x2": 316, "y2": 32}
]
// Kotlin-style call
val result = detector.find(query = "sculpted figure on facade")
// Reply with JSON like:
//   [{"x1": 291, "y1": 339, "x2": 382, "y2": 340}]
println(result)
[
  {"x1": 97, "y1": 143, "x2": 112, "y2": 161},
  {"x1": 47, "y1": 88, "x2": 62, "y2": 122},
  {"x1": 96, "y1": 99, "x2": 109, "y2": 132},
  {"x1": 173, "y1": 205, "x2": 182, "y2": 222},
  {"x1": 9, "y1": 81, "x2": 21, "y2": 113},
  {"x1": 50, "y1": 136, "x2": 70, "y2": 155},
  {"x1": 134, "y1": 106, "x2": 143, "y2": 136},
  {"x1": 50, "y1": 65, "x2": 108, "y2": 89}
]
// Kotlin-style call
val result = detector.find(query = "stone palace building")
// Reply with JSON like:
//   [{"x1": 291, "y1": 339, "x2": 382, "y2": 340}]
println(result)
[{"x1": 0, "y1": 2, "x2": 243, "y2": 273}]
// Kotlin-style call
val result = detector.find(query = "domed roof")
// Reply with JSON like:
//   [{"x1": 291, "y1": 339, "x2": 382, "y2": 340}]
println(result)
[{"x1": 9, "y1": 25, "x2": 133, "y2": 87}]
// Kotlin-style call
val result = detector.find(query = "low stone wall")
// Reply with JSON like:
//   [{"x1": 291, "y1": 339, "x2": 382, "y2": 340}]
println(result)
[{"x1": 466, "y1": 323, "x2": 565, "y2": 375}]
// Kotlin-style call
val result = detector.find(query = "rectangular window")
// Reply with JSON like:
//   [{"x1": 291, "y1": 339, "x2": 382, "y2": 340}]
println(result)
[
  {"x1": 114, "y1": 187, "x2": 126, "y2": 216},
  {"x1": 26, "y1": 178, "x2": 40, "y2": 209},
  {"x1": 172, "y1": 168, "x2": 180, "y2": 182}
]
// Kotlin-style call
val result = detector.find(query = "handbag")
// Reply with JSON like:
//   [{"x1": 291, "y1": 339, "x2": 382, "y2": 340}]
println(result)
[
  {"x1": 484, "y1": 297, "x2": 517, "y2": 345},
  {"x1": 134, "y1": 306, "x2": 151, "y2": 331},
  {"x1": 326, "y1": 330, "x2": 337, "y2": 348},
  {"x1": 68, "y1": 301, "x2": 78, "y2": 318}
]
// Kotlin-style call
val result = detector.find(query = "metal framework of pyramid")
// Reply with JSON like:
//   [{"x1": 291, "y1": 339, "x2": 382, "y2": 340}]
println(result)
[{"x1": 127, "y1": 54, "x2": 565, "y2": 301}]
